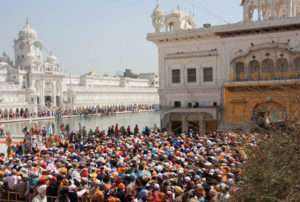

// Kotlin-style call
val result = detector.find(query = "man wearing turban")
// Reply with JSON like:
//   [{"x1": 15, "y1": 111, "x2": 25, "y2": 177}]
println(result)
[{"x1": 32, "y1": 185, "x2": 47, "y2": 202}]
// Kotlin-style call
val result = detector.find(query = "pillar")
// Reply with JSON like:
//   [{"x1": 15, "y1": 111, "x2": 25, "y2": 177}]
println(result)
[
  {"x1": 182, "y1": 113, "x2": 187, "y2": 133},
  {"x1": 287, "y1": 0, "x2": 292, "y2": 17},
  {"x1": 52, "y1": 81, "x2": 56, "y2": 107},
  {"x1": 41, "y1": 81, "x2": 45, "y2": 107},
  {"x1": 243, "y1": 5, "x2": 248, "y2": 22},
  {"x1": 271, "y1": 0, "x2": 276, "y2": 19},
  {"x1": 199, "y1": 115, "x2": 205, "y2": 136}
]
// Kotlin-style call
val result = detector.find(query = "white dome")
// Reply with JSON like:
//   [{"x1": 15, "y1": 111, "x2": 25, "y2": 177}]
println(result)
[
  {"x1": 0, "y1": 62, "x2": 7, "y2": 66},
  {"x1": 0, "y1": 52, "x2": 10, "y2": 63},
  {"x1": 18, "y1": 20, "x2": 38, "y2": 40},
  {"x1": 152, "y1": 5, "x2": 163, "y2": 16},
  {"x1": 46, "y1": 53, "x2": 58, "y2": 64}
]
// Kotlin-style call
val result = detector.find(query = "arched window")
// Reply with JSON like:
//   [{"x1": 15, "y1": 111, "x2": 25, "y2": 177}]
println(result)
[
  {"x1": 249, "y1": 60, "x2": 260, "y2": 74},
  {"x1": 294, "y1": 58, "x2": 300, "y2": 71},
  {"x1": 169, "y1": 23, "x2": 174, "y2": 31},
  {"x1": 276, "y1": 58, "x2": 289, "y2": 72},
  {"x1": 276, "y1": 2, "x2": 286, "y2": 18},
  {"x1": 262, "y1": 59, "x2": 274, "y2": 73},
  {"x1": 235, "y1": 62, "x2": 245, "y2": 75},
  {"x1": 262, "y1": 3, "x2": 272, "y2": 20},
  {"x1": 252, "y1": 8, "x2": 258, "y2": 21}
]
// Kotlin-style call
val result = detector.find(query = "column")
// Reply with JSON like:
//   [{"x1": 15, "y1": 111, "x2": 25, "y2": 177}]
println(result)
[
  {"x1": 199, "y1": 115, "x2": 205, "y2": 136},
  {"x1": 243, "y1": 5, "x2": 248, "y2": 22},
  {"x1": 53, "y1": 82, "x2": 56, "y2": 107},
  {"x1": 271, "y1": 0, "x2": 276, "y2": 19},
  {"x1": 182, "y1": 113, "x2": 187, "y2": 133},
  {"x1": 258, "y1": 0, "x2": 262, "y2": 21},
  {"x1": 41, "y1": 81, "x2": 45, "y2": 107},
  {"x1": 287, "y1": 0, "x2": 292, "y2": 17}
]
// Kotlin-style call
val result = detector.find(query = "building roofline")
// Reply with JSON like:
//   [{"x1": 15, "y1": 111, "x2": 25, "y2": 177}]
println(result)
[{"x1": 147, "y1": 17, "x2": 300, "y2": 42}]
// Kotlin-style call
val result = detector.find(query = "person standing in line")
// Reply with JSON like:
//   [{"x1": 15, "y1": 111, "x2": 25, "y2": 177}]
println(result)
[{"x1": 5, "y1": 131, "x2": 13, "y2": 155}]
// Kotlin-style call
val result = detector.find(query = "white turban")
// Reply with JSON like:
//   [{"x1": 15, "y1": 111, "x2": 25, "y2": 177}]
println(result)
[{"x1": 37, "y1": 185, "x2": 47, "y2": 194}]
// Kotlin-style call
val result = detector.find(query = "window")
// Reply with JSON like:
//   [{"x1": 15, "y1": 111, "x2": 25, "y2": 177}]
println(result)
[
  {"x1": 235, "y1": 62, "x2": 245, "y2": 75},
  {"x1": 249, "y1": 60, "x2": 260, "y2": 74},
  {"x1": 294, "y1": 58, "x2": 300, "y2": 71},
  {"x1": 203, "y1": 67, "x2": 213, "y2": 82},
  {"x1": 172, "y1": 69, "x2": 180, "y2": 83},
  {"x1": 276, "y1": 58, "x2": 288, "y2": 72},
  {"x1": 174, "y1": 101, "x2": 181, "y2": 108},
  {"x1": 262, "y1": 59, "x2": 274, "y2": 73},
  {"x1": 187, "y1": 68, "x2": 197, "y2": 82}
]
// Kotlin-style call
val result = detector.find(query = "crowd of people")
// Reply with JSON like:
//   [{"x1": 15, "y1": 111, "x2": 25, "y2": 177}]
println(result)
[
  {"x1": 0, "y1": 122, "x2": 260, "y2": 202},
  {"x1": 0, "y1": 104, "x2": 153, "y2": 121}
]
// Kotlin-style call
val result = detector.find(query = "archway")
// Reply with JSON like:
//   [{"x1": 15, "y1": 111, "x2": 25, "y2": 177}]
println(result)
[
  {"x1": 294, "y1": 57, "x2": 300, "y2": 72},
  {"x1": 56, "y1": 96, "x2": 60, "y2": 107},
  {"x1": 276, "y1": 1, "x2": 287, "y2": 18},
  {"x1": 276, "y1": 58, "x2": 289, "y2": 72},
  {"x1": 251, "y1": 101, "x2": 286, "y2": 129},
  {"x1": 249, "y1": 60, "x2": 260, "y2": 74},
  {"x1": 45, "y1": 96, "x2": 52, "y2": 107},
  {"x1": 262, "y1": 59, "x2": 274, "y2": 73},
  {"x1": 235, "y1": 62, "x2": 245, "y2": 80},
  {"x1": 4, "y1": 109, "x2": 8, "y2": 118}
]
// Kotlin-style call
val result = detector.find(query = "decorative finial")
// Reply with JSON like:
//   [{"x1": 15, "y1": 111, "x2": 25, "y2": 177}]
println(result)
[
  {"x1": 156, "y1": 0, "x2": 159, "y2": 5},
  {"x1": 26, "y1": 17, "x2": 29, "y2": 25},
  {"x1": 177, "y1": 5, "x2": 180, "y2": 11}
]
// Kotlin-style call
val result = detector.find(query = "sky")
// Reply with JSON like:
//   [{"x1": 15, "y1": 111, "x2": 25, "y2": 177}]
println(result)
[{"x1": 0, "y1": 0, "x2": 242, "y2": 75}]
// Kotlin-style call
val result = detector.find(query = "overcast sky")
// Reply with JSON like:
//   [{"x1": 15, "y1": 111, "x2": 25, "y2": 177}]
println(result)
[{"x1": 0, "y1": 0, "x2": 242, "y2": 75}]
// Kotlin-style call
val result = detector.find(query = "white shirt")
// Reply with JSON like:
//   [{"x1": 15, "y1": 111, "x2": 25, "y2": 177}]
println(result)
[
  {"x1": 4, "y1": 175, "x2": 17, "y2": 189},
  {"x1": 32, "y1": 195, "x2": 47, "y2": 202},
  {"x1": 31, "y1": 140, "x2": 38, "y2": 148}
]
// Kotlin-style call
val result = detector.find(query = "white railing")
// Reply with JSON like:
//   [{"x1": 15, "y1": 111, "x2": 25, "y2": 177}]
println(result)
[{"x1": 66, "y1": 85, "x2": 158, "y2": 93}]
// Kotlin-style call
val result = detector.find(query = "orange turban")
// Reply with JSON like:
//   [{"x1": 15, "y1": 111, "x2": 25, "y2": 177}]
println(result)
[
  {"x1": 103, "y1": 184, "x2": 110, "y2": 191},
  {"x1": 118, "y1": 183, "x2": 125, "y2": 190},
  {"x1": 94, "y1": 190, "x2": 104, "y2": 198}
]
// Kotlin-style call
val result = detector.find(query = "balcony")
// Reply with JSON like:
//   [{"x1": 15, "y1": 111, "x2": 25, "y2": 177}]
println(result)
[{"x1": 229, "y1": 71, "x2": 300, "y2": 82}]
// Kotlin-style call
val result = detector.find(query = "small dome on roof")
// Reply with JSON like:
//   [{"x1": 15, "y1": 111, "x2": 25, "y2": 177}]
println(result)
[
  {"x1": 0, "y1": 62, "x2": 8, "y2": 66},
  {"x1": 152, "y1": 4, "x2": 164, "y2": 16},
  {"x1": 18, "y1": 19, "x2": 38, "y2": 40},
  {"x1": 0, "y1": 52, "x2": 10, "y2": 63},
  {"x1": 46, "y1": 53, "x2": 58, "y2": 64}
]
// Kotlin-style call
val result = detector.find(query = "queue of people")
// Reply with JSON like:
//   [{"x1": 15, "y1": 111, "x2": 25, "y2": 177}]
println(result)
[
  {"x1": 0, "y1": 104, "x2": 153, "y2": 121},
  {"x1": 0, "y1": 122, "x2": 260, "y2": 202}
]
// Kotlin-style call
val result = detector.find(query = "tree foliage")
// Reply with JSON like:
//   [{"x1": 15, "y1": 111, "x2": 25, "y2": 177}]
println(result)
[{"x1": 232, "y1": 130, "x2": 300, "y2": 202}]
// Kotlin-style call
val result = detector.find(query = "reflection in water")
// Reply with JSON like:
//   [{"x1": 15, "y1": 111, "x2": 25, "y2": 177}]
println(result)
[{"x1": 2, "y1": 111, "x2": 160, "y2": 136}]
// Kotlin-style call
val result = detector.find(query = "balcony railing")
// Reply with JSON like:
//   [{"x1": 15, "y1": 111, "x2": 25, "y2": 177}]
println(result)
[{"x1": 229, "y1": 71, "x2": 300, "y2": 82}]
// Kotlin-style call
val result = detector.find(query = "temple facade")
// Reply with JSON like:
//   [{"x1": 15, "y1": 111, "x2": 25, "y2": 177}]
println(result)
[
  {"x1": 0, "y1": 20, "x2": 159, "y2": 116},
  {"x1": 147, "y1": 0, "x2": 300, "y2": 133}
]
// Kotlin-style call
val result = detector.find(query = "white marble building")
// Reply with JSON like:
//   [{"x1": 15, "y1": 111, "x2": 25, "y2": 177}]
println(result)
[
  {"x1": 0, "y1": 19, "x2": 159, "y2": 116},
  {"x1": 147, "y1": 0, "x2": 300, "y2": 134},
  {"x1": 139, "y1": 73, "x2": 159, "y2": 88}
]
